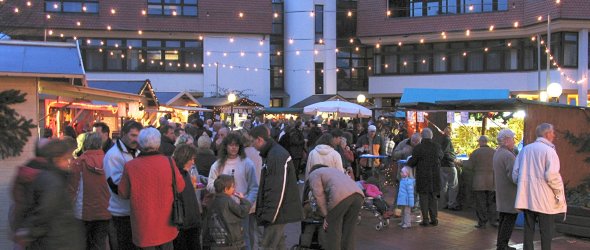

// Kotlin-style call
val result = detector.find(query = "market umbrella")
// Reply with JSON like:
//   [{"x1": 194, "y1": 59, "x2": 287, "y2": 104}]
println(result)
[{"x1": 303, "y1": 99, "x2": 372, "y2": 118}]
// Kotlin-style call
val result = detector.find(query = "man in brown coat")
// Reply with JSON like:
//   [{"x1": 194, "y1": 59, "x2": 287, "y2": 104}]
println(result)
[
  {"x1": 470, "y1": 135, "x2": 497, "y2": 228},
  {"x1": 493, "y1": 129, "x2": 518, "y2": 250}
]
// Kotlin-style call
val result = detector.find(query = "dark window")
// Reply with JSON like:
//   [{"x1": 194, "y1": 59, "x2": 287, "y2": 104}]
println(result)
[
  {"x1": 563, "y1": 33, "x2": 578, "y2": 67},
  {"x1": 433, "y1": 43, "x2": 447, "y2": 72},
  {"x1": 315, "y1": 63, "x2": 324, "y2": 94},
  {"x1": 387, "y1": 0, "x2": 508, "y2": 18},
  {"x1": 45, "y1": 0, "x2": 98, "y2": 13},
  {"x1": 467, "y1": 41, "x2": 484, "y2": 71},
  {"x1": 450, "y1": 42, "x2": 466, "y2": 72},
  {"x1": 270, "y1": 2, "x2": 284, "y2": 90},
  {"x1": 485, "y1": 41, "x2": 503, "y2": 71},
  {"x1": 315, "y1": 5, "x2": 324, "y2": 44},
  {"x1": 147, "y1": 0, "x2": 198, "y2": 16},
  {"x1": 270, "y1": 98, "x2": 283, "y2": 107}
]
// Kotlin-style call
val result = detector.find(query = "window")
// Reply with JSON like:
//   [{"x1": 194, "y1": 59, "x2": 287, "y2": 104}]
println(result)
[
  {"x1": 315, "y1": 63, "x2": 324, "y2": 94},
  {"x1": 485, "y1": 41, "x2": 503, "y2": 71},
  {"x1": 81, "y1": 38, "x2": 203, "y2": 72},
  {"x1": 148, "y1": 0, "x2": 198, "y2": 16},
  {"x1": 450, "y1": 42, "x2": 465, "y2": 72},
  {"x1": 315, "y1": 5, "x2": 324, "y2": 44},
  {"x1": 270, "y1": 2, "x2": 284, "y2": 90},
  {"x1": 45, "y1": 0, "x2": 98, "y2": 13},
  {"x1": 563, "y1": 33, "x2": 578, "y2": 67},
  {"x1": 270, "y1": 98, "x2": 283, "y2": 107},
  {"x1": 467, "y1": 42, "x2": 484, "y2": 71},
  {"x1": 433, "y1": 43, "x2": 447, "y2": 72},
  {"x1": 388, "y1": 0, "x2": 508, "y2": 18}
]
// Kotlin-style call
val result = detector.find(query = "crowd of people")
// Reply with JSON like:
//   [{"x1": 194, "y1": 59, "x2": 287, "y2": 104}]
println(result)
[{"x1": 9, "y1": 113, "x2": 567, "y2": 250}]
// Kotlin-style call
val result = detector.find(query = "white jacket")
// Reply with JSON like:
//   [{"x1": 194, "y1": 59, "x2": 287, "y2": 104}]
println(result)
[
  {"x1": 305, "y1": 144, "x2": 344, "y2": 180},
  {"x1": 512, "y1": 137, "x2": 566, "y2": 214},
  {"x1": 104, "y1": 140, "x2": 138, "y2": 216}
]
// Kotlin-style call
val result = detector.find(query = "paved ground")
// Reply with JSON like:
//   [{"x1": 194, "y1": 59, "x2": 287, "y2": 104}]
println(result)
[{"x1": 284, "y1": 185, "x2": 590, "y2": 250}]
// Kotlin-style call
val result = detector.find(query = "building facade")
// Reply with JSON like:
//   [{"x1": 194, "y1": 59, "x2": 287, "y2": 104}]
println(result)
[{"x1": 357, "y1": 0, "x2": 590, "y2": 108}]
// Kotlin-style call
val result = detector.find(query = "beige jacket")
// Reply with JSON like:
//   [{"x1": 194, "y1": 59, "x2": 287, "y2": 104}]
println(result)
[
  {"x1": 470, "y1": 145, "x2": 496, "y2": 191},
  {"x1": 493, "y1": 147, "x2": 518, "y2": 213}
]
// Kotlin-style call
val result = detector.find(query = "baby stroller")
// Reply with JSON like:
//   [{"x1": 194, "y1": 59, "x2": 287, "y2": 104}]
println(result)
[
  {"x1": 292, "y1": 182, "x2": 326, "y2": 249},
  {"x1": 356, "y1": 180, "x2": 391, "y2": 231}
]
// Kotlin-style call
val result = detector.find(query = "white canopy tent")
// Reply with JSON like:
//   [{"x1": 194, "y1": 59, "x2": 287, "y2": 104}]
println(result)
[{"x1": 303, "y1": 99, "x2": 372, "y2": 118}]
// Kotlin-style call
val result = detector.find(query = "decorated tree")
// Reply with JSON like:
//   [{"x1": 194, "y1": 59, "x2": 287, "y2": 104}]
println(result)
[{"x1": 0, "y1": 90, "x2": 36, "y2": 159}]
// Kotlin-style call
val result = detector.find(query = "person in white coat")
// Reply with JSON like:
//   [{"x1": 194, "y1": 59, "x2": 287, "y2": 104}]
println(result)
[
  {"x1": 305, "y1": 133, "x2": 344, "y2": 180},
  {"x1": 512, "y1": 123, "x2": 567, "y2": 250}
]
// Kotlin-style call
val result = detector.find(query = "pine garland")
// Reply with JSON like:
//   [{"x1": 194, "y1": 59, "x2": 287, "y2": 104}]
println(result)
[
  {"x1": 561, "y1": 111, "x2": 590, "y2": 163},
  {"x1": 0, "y1": 90, "x2": 36, "y2": 159}
]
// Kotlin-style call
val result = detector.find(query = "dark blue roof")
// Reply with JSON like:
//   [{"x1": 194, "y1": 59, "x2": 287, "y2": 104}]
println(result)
[
  {"x1": 400, "y1": 88, "x2": 510, "y2": 104},
  {"x1": 87, "y1": 81, "x2": 146, "y2": 95},
  {"x1": 155, "y1": 92, "x2": 181, "y2": 105},
  {"x1": 0, "y1": 40, "x2": 84, "y2": 76}
]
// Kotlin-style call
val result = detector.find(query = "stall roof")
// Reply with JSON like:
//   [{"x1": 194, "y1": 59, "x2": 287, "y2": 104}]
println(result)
[
  {"x1": 197, "y1": 97, "x2": 263, "y2": 107},
  {"x1": 87, "y1": 80, "x2": 159, "y2": 107},
  {"x1": 399, "y1": 88, "x2": 510, "y2": 104},
  {"x1": 397, "y1": 98, "x2": 583, "y2": 112},
  {"x1": 0, "y1": 40, "x2": 84, "y2": 78},
  {"x1": 290, "y1": 94, "x2": 348, "y2": 108},
  {"x1": 156, "y1": 91, "x2": 200, "y2": 106}
]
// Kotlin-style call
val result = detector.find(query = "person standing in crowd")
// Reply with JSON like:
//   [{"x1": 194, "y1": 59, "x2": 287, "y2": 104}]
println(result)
[
  {"x1": 118, "y1": 127, "x2": 185, "y2": 249},
  {"x1": 92, "y1": 122, "x2": 114, "y2": 153},
  {"x1": 289, "y1": 122, "x2": 306, "y2": 183},
  {"x1": 397, "y1": 166, "x2": 416, "y2": 229},
  {"x1": 356, "y1": 125, "x2": 385, "y2": 178},
  {"x1": 470, "y1": 135, "x2": 498, "y2": 228},
  {"x1": 172, "y1": 144, "x2": 202, "y2": 250},
  {"x1": 207, "y1": 133, "x2": 259, "y2": 250},
  {"x1": 308, "y1": 164, "x2": 364, "y2": 250},
  {"x1": 104, "y1": 120, "x2": 143, "y2": 250},
  {"x1": 195, "y1": 134, "x2": 217, "y2": 177},
  {"x1": 331, "y1": 129, "x2": 353, "y2": 172},
  {"x1": 242, "y1": 133, "x2": 264, "y2": 250},
  {"x1": 407, "y1": 128, "x2": 443, "y2": 227},
  {"x1": 159, "y1": 125, "x2": 176, "y2": 156},
  {"x1": 249, "y1": 126, "x2": 303, "y2": 250},
  {"x1": 175, "y1": 133, "x2": 194, "y2": 147},
  {"x1": 306, "y1": 120, "x2": 322, "y2": 150},
  {"x1": 440, "y1": 126, "x2": 460, "y2": 210},
  {"x1": 68, "y1": 133, "x2": 111, "y2": 250},
  {"x1": 512, "y1": 123, "x2": 567, "y2": 250},
  {"x1": 305, "y1": 133, "x2": 344, "y2": 179},
  {"x1": 12, "y1": 138, "x2": 84, "y2": 249},
  {"x1": 493, "y1": 129, "x2": 518, "y2": 250},
  {"x1": 203, "y1": 175, "x2": 252, "y2": 250},
  {"x1": 213, "y1": 127, "x2": 229, "y2": 155}
]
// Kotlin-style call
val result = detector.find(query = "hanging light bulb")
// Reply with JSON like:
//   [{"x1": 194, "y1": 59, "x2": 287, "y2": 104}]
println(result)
[
  {"x1": 466, "y1": 30, "x2": 471, "y2": 36},
  {"x1": 513, "y1": 21, "x2": 519, "y2": 28},
  {"x1": 274, "y1": 12, "x2": 278, "y2": 18},
  {"x1": 76, "y1": 21, "x2": 81, "y2": 26},
  {"x1": 238, "y1": 12, "x2": 244, "y2": 18},
  {"x1": 348, "y1": 10, "x2": 352, "y2": 17},
  {"x1": 142, "y1": 10, "x2": 147, "y2": 15},
  {"x1": 138, "y1": 30, "x2": 143, "y2": 35},
  {"x1": 107, "y1": 25, "x2": 112, "y2": 31},
  {"x1": 489, "y1": 25, "x2": 494, "y2": 31},
  {"x1": 111, "y1": 8, "x2": 116, "y2": 14},
  {"x1": 349, "y1": 38, "x2": 354, "y2": 44},
  {"x1": 240, "y1": 51, "x2": 245, "y2": 57}
]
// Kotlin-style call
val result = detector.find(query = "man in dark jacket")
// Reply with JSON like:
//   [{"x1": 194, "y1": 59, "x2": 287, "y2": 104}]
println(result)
[
  {"x1": 92, "y1": 122, "x2": 114, "y2": 153},
  {"x1": 159, "y1": 125, "x2": 176, "y2": 156},
  {"x1": 408, "y1": 128, "x2": 444, "y2": 227},
  {"x1": 249, "y1": 126, "x2": 303, "y2": 250},
  {"x1": 439, "y1": 126, "x2": 460, "y2": 210},
  {"x1": 289, "y1": 123, "x2": 306, "y2": 182}
]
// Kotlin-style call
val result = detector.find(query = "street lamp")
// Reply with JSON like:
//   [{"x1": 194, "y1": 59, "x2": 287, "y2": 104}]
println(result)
[
  {"x1": 227, "y1": 93, "x2": 237, "y2": 129},
  {"x1": 547, "y1": 82, "x2": 562, "y2": 102},
  {"x1": 357, "y1": 94, "x2": 366, "y2": 104}
]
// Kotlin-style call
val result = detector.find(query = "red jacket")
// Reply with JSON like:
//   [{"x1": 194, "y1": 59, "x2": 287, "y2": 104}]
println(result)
[
  {"x1": 119, "y1": 152, "x2": 185, "y2": 248},
  {"x1": 68, "y1": 149, "x2": 111, "y2": 221}
]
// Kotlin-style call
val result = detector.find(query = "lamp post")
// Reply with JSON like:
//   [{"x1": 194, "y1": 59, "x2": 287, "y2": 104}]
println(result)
[
  {"x1": 357, "y1": 94, "x2": 366, "y2": 104},
  {"x1": 547, "y1": 82, "x2": 562, "y2": 103},
  {"x1": 227, "y1": 93, "x2": 237, "y2": 129}
]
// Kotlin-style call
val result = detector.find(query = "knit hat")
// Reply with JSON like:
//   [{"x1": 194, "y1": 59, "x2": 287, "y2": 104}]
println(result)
[
  {"x1": 368, "y1": 125, "x2": 377, "y2": 132},
  {"x1": 197, "y1": 134, "x2": 211, "y2": 149}
]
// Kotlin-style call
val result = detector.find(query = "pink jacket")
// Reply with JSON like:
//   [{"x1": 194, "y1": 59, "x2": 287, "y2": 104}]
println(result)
[{"x1": 362, "y1": 182, "x2": 382, "y2": 198}]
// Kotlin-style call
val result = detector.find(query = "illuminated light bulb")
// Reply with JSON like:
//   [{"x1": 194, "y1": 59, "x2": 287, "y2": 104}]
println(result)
[
  {"x1": 387, "y1": 10, "x2": 391, "y2": 16},
  {"x1": 111, "y1": 9, "x2": 116, "y2": 14},
  {"x1": 114, "y1": 44, "x2": 119, "y2": 48},
  {"x1": 319, "y1": 38, "x2": 323, "y2": 44},
  {"x1": 538, "y1": 16, "x2": 543, "y2": 21},
  {"x1": 151, "y1": 60, "x2": 154, "y2": 64},
  {"x1": 531, "y1": 36, "x2": 536, "y2": 41},
  {"x1": 335, "y1": 48, "x2": 339, "y2": 52},
  {"x1": 26, "y1": 1, "x2": 31, "y2": 7},
  {"x1": 403, "y1": 61, "x2": 407, "y2": 66},
  {"x1": 193, "y1": 64, "x2": 197, "y2": 68},
  {"x1": 441, "y1": 32, "x2": 446, "y2": 36},
  {"x1": 121, "y1": 54, "x2": 125, "y2": 58},
  {"x1": 173, "y1": 50, "x2": 178, "y2": 54},
  {"x1": 258, "y1": 52, "x2": 262, "y2": 57},
  {"x1": 355, "y1": 47, "x2": 359, "y2": 51},
  {"x1": 422, "y1": 59, "x2": 426, "y2": 64},
  {"x1": 73, "y1": 36, "x2": 77, "y2": 40},
  {"x1": 489, "y1": 25, "x2": 494, "y2": 31},
  {"x1": 384, "y1": 64, "x2": 389, "y2": 68},
  {"x1": 223, "y1": 52, "x2": 227, "y2": 57},
  {"x1": 463, "y1": 52, "x2": 467, "y2": 56},
  {"x1": 82, "y1": 6, "x2": 87, "y2": 11},
  {"x1": 254, "y1": 68, "x2": 258, "y2": 72},
  {"x1": 198, "y1": 35, "x2": 203, "y2": 40},
  {"x1": 169, "y1": 62, "x2": 173, "y2": 66},
  {"x1": 99, "y1": 48, "x2": 103, "y2": 52},
  {"x1": 128, "y1": 46, "x2": 133, "y2": 49},
  {"x1": 47, "y1": 30, "x2": 53, "y2": 35},
  {"x1": 100, "y1": 41, "x2": 104, "y2": 45},
  {"x1": 556, "y1": 0, "x2": 560, "y2": 3},
  {"x1": 185, "y1": 64, "x2": 189, "y2": 67},
  {"x1": 469, "y1": 5, "x2": 474, "y2": 11},
  {"x1": 309, "y1": 11, "x2": 314, "y2": 17},
  {"x1": 14, "y1": 7, "x2": 19, "y2": 13},
  {"x1": 306, "y1": 70, "x2": 310, "y2": 74},
  {"x1": 238, "y1": 12, "x2": 244, "y2": 18},
  {"x1": 443, "y1": 35, "x2": 447, "y2": 39},
  {"x1": 60, "y1": 33, "x2": 64, "y2": 37},
  {"x1": 76, "y1": 21, "x2": 81, "y2": 26},
  {"x1": 47, "y1": 14, "x2": 52, "y2": 19},
  {"x1": 484, "y1": 47, "x2": 489, "y2": 52},
  {"x1": 541, "y1": 40, "x2": 545, "y2": 44},
  {"x1": 349, "y1": 38, "x2": 354, "y2": 44},
  {"x1": 368, "y1": 66, "x2": 372, "y2": 70},
  {"x1": 177, "y1": 63, "x2": 181, "y2": 67},
  {"x1": 550, "y1": 56, "x2": 554, "y2": 60},
  {"x1": 398, "y1": 42, "x2": 402, "y2": 46},
  {"x1": 246, "y1": 68, "x2": 250, "y2": 71},
  {"x1": 289, "y1": 38, "x2": 294, "y2": 44},
  {"x1": 259, "y1": 40, "x2": 264, "y2": 46},
  {"x1": 466, "y1": 30, "x2": 470, "y2": 36},
  {"x1": 107, "y1": 25, "x2": 112, "y2": 31},
  {"x1": 420, "y1": 39, "x2": 424, "y2": 44},
  {"x1": 321, "y1": 69, "x2": 324, "y2": 73},
  {"x1": 351, "y1": 68, "x2": 355, "y2": 72},
  {"x1": 274, "y1": 13, "x2": 278, "y2": 18},
  {"x1": 141, "y1": 59, "x2": 145, "y2": 63},
  {"x1": 138, "y1": 30, "x2": 143, "y2": 35},
  {"x1": 279, "y1": 69, "x2": 283, "y2": 73},
  {"x1": 277, "y1": 51, "x2": 281, "y2": 56},
  {"x1": 142, "y1": 10, "x2": 147, "y2": 15},
  {"x1": 240, "y1": 51, "x2": 245, "y2": 57},
  {"x1": 53, "y1": 3, "x2": 58, "y2": 9},
  {"x1": 86, "y1": 39, "x2": 91, "y2": 44},
  {"x1": 229, "y1": 65, "x2": 233, "y2": 69},
  {"x1": 513, "y1": 21, "x2": 519, "y2": 28},
  {"x1": 348, "y1": 10, "x2": 352, "y2": 17},
  {"x1": 110, "y1": 51, "x2": 114, "y2": 56},
  {"x1": 442, "y1": 57, "x2": 446, "y2": 61},
  {"x1": 296, "y1": 50, "x2": 300, "y2": 55},
  {"x1": 229, "y1": 37, "x2": 234, "y2": 43},
  {"x1": 376, "y1": 43, "x2": 380, "y2": 48},
  {"x1": 314, "y1": 50, "x2": 319, "y2": 55},
  {"x1": 206, "y1": 51, "x2": 211, "y2": 56},
  {"x1": 172, "y1": 10, "x2": 177, "y2": 16},
  {"x1": 507, "y1": 42, "x2": 512, "y2": 47}
]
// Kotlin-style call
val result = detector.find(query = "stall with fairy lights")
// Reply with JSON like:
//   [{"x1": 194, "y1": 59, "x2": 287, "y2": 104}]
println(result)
[
  {"x1": 197, "y1": 96, "x2": 264, "y2": 128},
  {"x1": 155, "y1": 91, "x2": 212, "y2": 123}
]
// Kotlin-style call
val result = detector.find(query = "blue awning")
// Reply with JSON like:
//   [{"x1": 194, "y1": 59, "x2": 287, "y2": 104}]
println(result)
[
  {"x1": 0, "y1": 40, "x2": 84, "y2": 77},
  {"x1": 400, "y1": 88, "x2": 510, "y2": 104}
]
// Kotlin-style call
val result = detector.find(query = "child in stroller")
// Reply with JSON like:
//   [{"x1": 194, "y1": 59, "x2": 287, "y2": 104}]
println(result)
[
  {"x1": 356, "y1": 178, "x2": 394, "y2": 230},
  {"x1": 293, "y1": 181, "x2": 326, "y2": 249}
]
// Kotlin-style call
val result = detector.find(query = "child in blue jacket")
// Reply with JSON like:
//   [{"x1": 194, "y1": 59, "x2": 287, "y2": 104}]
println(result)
[{"x1": 397, "y1": 166, "x2": 415, "y2": 229}]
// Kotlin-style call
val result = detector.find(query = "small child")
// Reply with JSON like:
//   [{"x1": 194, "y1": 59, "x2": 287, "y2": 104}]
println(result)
[
  {"x1": 397, "y1": 166, "x2": 415, "y2": 229},
  {"x1": 203, "y1": 175, "x2": 252, "y2": 249},
  {"x1": 357, "y1": 179, "x2": 393, "y2": 218}
]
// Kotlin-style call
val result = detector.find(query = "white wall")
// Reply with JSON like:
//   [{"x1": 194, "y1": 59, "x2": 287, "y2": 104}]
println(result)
[
  {"x1": 203, "y1": 34, "x2": 270, "y2": 106},
  {"x1": 285, "y1": 0, "x2": 315, "y2": 106},
  {"x1": 319, "y1": 0, "x2": 337, "y2": 94},
  {"x1": 87, "y1": 72, "x2": 203, "y2": 92},
  {"x1": 369, "y1": 69, "x2": 579, "y2": 96}
]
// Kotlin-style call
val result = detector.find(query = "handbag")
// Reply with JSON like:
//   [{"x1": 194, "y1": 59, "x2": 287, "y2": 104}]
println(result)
[{"x1": 168, "y1": 157, "x2": 185, "y2": 227}]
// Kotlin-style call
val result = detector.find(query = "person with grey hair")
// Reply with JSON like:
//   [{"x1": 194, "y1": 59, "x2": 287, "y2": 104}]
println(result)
[
  {"x1": 407, "y1": 128, "x2": 444, "y2": 226},
  {"x1": 469, "y1": 135, "x2": 497, "y2": 229},
  {"x1": 512, "y1": 123, "x2": 566, "y2": 250},
  {"x1": 493, "y1": 129, "x2": 518, "y2": 250},
  {"x1": 68, "y1": 132, "x2": 112, "y2": 250},
  {"x1": 118, "y1": 127, "x2": 186, "y2": 249}
]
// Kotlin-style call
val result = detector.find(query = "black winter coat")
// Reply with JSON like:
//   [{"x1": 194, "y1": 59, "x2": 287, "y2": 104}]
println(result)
[
  {"x1": 407, "y1": 139, "x2": 444, "y2": 193},
  {"x1": 179, "y1": 170, "x2": 201, "y2": 230},
  {"x1": 159, "y1": 136, "x2": 176, "y2": 156},
  {"x1": 439, "y1": 136, "x2": 456, "y2": 168},
  {"x1": 289, "y1": 129, "x2": 306, "y2": 159},
  {"x1": 257, "y1": 140, "x2": 303, "y2": 226}
]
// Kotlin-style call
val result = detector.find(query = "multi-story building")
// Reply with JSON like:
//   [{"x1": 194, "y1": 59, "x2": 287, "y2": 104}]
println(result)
[{"x1": 358, "y1": 0, "x2": 589, "y2": 108}]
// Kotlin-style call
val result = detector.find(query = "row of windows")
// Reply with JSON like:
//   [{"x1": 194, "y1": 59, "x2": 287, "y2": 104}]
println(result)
[
  {"x1": 270, "y1": 2, "x2": 285, "y2": 90},
  {"x1": 45, "y1": 0, "x2": 198, "y2": 16},
  {"x1": 388, "y1": 0, "x2": 508, "y2": 18},
  {"x1": 337, "y1": 45, "x2": 373, "y2": 91},
  {"x1": 373, "y1": 32, "x2": 578, "y2": 75},
  {"x1": 81, "y1": 39, "x2": 203, "y2": 72}
]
